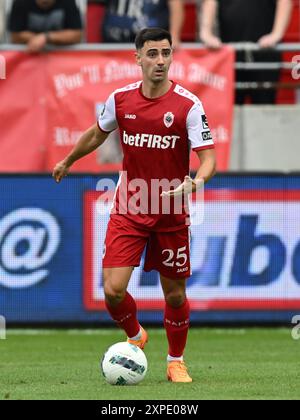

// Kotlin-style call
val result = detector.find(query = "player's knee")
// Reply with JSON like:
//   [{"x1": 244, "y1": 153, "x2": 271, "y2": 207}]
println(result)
[
  {"x1": 104, "y1": 284, "x2": 125, "y2": 307},
  {"x1": 165, "y1": 291, "x2": 186, "y2": 308}
]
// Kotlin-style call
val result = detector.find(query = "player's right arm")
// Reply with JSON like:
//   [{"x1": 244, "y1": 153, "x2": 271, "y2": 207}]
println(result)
[
  {"x1": 53, "y1": 92, "x2": 118, "y2": 183},
  {"x1": 52, "y1": 124, "x2": 109, "y2": 183}
]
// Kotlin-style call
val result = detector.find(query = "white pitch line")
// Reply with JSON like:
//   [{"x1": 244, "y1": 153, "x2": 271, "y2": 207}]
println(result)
[{"x1": 6, "y1": 329, "x2": 123, "y2": 336}]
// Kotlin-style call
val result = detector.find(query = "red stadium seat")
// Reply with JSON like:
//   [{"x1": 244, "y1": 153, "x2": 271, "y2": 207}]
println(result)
[
  {"x1": 86, "y1": 2, "x2": 104, "y2": 43},
  {"x1": 283, "y1": 0, "x2": 300, "y2": 42},
  {"x1": 181, "y1": 0, "x2": 198, "y2": 42}
]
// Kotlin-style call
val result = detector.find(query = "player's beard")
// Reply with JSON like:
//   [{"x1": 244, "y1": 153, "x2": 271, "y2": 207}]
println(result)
[{"x1": 151, "y1": 68, "x2": 167, "y2": 83}]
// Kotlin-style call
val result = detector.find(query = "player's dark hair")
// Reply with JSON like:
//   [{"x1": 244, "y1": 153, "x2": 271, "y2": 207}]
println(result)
[{"x1": 135, "y1": 28, "x2": 172, "y2": 50}]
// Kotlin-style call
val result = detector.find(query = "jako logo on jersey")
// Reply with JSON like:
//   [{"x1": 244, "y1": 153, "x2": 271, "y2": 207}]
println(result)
[
  {"x1": 177, "y1": 267, "x2": 189, "y2": 273},
  {"x1": 123, "y1": 131, "x2": 180, "y2": 149},
  {"x1": 164, "y1": 112, "x2": 174, "y2": 128},
  {"x1": 0, "y1": 208, "x2": 61, "y2": 289},
  {"x1": 125, "y1": 114, "x2": 137, "y2": 119}
]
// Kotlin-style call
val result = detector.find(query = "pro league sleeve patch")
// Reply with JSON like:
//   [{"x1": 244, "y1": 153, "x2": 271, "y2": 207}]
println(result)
[
  {"x1": 202, "y1": 131, "x2": 212, "y2": 141},
  {"x1": 201, "y1": 114, "x2": 209, "y2": 130}
]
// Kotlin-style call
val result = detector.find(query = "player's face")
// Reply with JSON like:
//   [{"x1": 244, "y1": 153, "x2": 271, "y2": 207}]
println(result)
[{"x1": 136, "y1": 39, "x2": 173, "y2": 84}]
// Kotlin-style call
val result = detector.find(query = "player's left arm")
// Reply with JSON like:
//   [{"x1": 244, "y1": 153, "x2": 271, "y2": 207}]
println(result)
[
  {"x1": 161, "y1": 148, "x2": 216, "y2": 197},
  {"x1": 162, "y1": 101, "x2": 216, "y2": 198},
  {"x1": 193, "y1": 148, "x2": 217, "y2": 186}
]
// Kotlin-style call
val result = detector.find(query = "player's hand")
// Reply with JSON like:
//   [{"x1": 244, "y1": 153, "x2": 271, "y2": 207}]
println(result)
[
  {"x1": 161, "y1": 176, "x2": 204, "y2": 198},
  {"x1": 52, "y1": 160, "x2": 70, "y2": 183}
]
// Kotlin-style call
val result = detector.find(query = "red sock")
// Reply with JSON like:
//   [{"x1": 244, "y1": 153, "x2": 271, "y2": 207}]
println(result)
[
  {"x1": 164, "y1": 299, "x2": 190, "y2": 358},
  {"x1": 105, "y1": 292, "x2": 140, "y2": 338}
]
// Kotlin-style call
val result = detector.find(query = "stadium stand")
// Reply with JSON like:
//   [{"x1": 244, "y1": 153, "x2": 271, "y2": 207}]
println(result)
[
  {"x1": 278, "y1": 0, "x2": 300, "y2": 103},
  {"x1": 5, "y1": 0, "x2": 87, "y2": 41},
  {"x1": 86, "y1": 0, "x2": 198, "y2": 43},
  {"x1": 0, "y1": 0, "x2": 5, "y2": 42}
]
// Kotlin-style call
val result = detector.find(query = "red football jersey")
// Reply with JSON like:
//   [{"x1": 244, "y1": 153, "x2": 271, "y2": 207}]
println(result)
[{"x1": 97, "y1": 81, "x2": 214, "y2": 232}]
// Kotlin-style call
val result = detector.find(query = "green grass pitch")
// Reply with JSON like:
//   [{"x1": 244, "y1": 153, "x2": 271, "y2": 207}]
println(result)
[{"x1": 0, "y1": 328, "x2": 299, "y2": 400}]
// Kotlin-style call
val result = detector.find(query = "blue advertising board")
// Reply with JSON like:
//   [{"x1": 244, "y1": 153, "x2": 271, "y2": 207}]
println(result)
[{"x1": 0, "y1": 174, "x2": 300, "y2": 324}]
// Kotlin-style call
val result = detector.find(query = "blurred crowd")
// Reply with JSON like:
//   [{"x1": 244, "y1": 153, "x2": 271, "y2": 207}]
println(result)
[
  {"x1": 0, "y1": 0, "x2": 297, "y2": 103},
  {"x1": 0, "y1": 0, "x2": 5, "y2": 42}
]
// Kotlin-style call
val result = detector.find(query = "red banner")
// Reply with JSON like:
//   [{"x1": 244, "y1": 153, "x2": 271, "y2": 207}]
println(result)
[
  {"x1": 0, "y1": 48, "x2": 234, "y2": 172},
  {"x1": 0, "y1": 52, "x2": 47, "y2": 171}
]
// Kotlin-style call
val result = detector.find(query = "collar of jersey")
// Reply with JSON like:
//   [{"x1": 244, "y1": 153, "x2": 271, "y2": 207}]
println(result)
[{"x1": 138, "y1": 80, "x2": 175, "y2": 102}]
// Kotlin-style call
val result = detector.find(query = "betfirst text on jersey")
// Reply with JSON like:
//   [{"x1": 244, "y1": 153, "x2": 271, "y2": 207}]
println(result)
[
  {"x1": 123, "y1": 130, "x2": 180, "y2": 149},
  {"x1": 84, "y1": 188, "x2": 300, "y2": 312}
]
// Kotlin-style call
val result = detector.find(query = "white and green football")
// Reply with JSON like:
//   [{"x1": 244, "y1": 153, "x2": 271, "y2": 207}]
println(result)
[{"x1": 101, "y1": 342, "x2": 148, "y2": 385}]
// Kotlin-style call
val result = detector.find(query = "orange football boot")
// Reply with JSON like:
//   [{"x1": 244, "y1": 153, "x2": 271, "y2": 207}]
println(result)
[
  {"x1": 127, "y1": 326, "x2": 148, "y2": 350},
  {"x1": 167, "y1": 361, "x2": 193, "y2": 383}
]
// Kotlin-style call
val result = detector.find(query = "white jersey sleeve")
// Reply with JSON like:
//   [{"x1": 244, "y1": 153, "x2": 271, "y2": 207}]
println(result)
[
  {"x1": 97, "y1": 93, "x2": 118, "y2": 133},
  {"x1": 187, "y1": 102, "x2": 214, "y2": 151}
]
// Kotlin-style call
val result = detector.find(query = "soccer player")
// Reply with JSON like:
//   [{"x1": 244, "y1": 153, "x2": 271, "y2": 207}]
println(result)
[{"x1": 53, "y1": 28, "x2": 216, "y2": 383}]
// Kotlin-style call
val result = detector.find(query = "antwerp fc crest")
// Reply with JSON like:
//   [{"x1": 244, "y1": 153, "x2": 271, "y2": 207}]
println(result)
[{"x1": 164, "y1": 112, "x2": 174, "y2": 128}]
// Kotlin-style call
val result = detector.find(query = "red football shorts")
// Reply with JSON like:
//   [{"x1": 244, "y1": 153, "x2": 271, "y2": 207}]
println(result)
[{"x1": 102, "y1": 216, "x2": 191, "y2": 279}]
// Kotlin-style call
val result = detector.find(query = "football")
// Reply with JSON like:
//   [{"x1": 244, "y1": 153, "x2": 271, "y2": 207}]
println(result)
[{"x1": 101, "y1": 342, "x2": 148, "y2": 385}]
